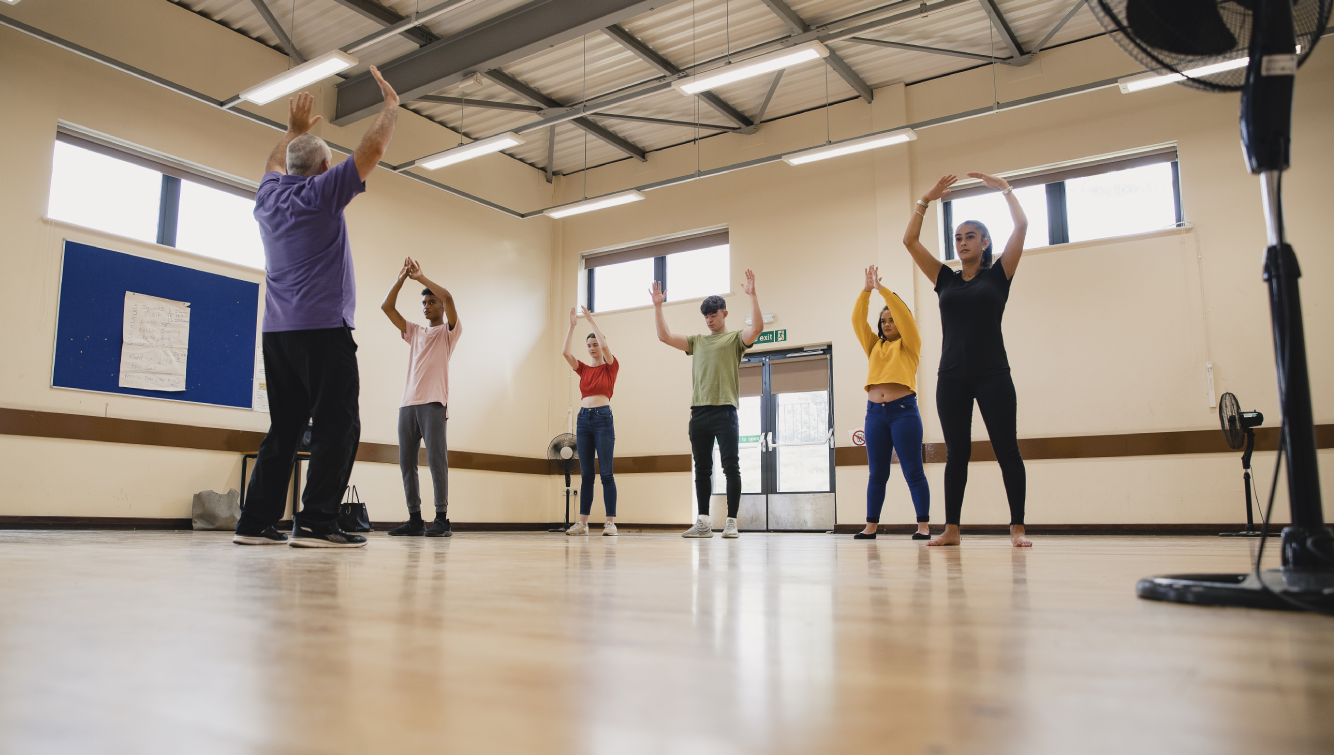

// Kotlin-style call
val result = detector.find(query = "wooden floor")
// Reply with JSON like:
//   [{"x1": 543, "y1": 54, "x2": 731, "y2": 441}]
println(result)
[{"x1": 0, "y1": 531, "x2": 1330, "y2": 754}]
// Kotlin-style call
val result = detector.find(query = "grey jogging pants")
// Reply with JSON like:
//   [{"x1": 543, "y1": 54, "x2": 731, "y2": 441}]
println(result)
[{"x1": 398, "y1": 402, "x2": 448, "y2": 515}]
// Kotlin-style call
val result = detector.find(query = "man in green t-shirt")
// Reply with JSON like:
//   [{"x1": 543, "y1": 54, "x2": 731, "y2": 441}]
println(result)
[{"x1": 651, "y1": 269, "x2": 765, "y2": 538}]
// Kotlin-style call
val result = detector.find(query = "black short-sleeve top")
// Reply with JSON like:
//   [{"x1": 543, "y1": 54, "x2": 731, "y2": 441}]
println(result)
[{"x1": 934, "y1": 263, "x2": 1014, "y2": 378}]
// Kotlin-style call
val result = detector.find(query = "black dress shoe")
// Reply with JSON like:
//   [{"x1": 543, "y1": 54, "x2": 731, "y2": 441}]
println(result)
[
  {"x1": 853, "y1": 531, "x2": 877, "y2": 539},
  {"x1": 911, "y1": 532, "x2": 932, "y2": 540}
]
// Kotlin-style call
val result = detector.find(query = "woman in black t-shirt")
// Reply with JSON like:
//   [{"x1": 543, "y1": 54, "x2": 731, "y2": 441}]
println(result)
[{"x1": 902, "y1": 173, "x2": 1032, "y2": 548}]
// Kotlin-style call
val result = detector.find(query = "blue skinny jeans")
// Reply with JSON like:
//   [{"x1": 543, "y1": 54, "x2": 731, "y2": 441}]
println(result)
[
  {"x1": 576, "y1": 406, "x2": 617, "y2": 517},
  {"x1": 864, "y1": 396, "x2": 930, "y2": 523}
]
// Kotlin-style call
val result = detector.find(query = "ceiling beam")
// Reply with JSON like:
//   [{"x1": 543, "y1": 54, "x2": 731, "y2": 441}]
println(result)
[
  {"x1": 1032, "y1": 0, "x2": 1086, "y2": 54},
  {"x1": 976, "y1": 0, "x2": 1025, "y2": 60},
  {"x1": 591, "y1": 113, "x2": 738, "y2": 131},
  {"x1": 414, "y1": 95, "x2": 543, "y2": 113},
  {"x1": 846, "y1": 37, "x2": 996, "y2": 62},
  {"x1": 756, "y1": 0, "x2": 872, "y2": 103},
  {"x1": 753, "y1": 71, "x2": 784, "y2": 124},
  {"x1": 600, "y1": 25, "x2": 753, "y2": 129},
  {"x1": 482, "y1": 70, "x2": 647, "y2": 162},
  {"x1": 248, "y1": 0, "x2": 304, "y2": 63},
  {"x1": 333, "y1": 0, "x2": 664, "y2": 125},
  {"x1": 329, "y1": 0, "x2": 439, "y2": 47}
]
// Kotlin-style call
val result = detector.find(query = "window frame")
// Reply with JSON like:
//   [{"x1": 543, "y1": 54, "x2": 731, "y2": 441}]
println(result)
[
  {"x1": 51, "y1": 126, "x2": 259, "y2": 261},
  {"x1": 583, "y1": 229, "x2": 729, "y2": 313},
  {"x1": 941, "y1": 149, "x2": 1184, "y2": 259}
]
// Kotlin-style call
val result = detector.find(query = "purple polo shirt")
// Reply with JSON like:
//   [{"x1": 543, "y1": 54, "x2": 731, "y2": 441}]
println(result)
[{"x1": 253, "y1": 157, "x2": 365, "y2": 332}]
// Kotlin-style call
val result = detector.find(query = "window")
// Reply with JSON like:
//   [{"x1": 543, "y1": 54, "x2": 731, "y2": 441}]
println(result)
[
  {"x1": 48, "y1": 130, "x2": 264, "y2": 269},
  {"x1": 942, "y1": 148, "x2": 1183, "y2": 258},
  {"x1": 585, "y1": 230, "x2": 729, "y2": 313}
]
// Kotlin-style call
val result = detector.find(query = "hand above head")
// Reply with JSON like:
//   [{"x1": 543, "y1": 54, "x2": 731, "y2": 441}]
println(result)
[
  {"x1": 287, "y1": 92, "x2": 322, "y2": 135},
  {"x1": 580, "y1": 305, "x2": 595, "y2": 322},
  {"x1": 369, "y1": 65, "x2": 399, "y2": 107},
  {"x1": 968, "y1": 172, "x2": 1011, "y2": 191},
  {"x1": 569, "y1": 306, "x2": 578, "y2": 328},
  {"x1": 649, "y1": 280, "x2": 666, "y2": 306},
  {"x1": 396, "y1": 257, "x2": 412, "y2": 282},
  {"x1": 406, "y1": 258, "x2": 423, "y2": 281},
  {"x1": 742, "y1": 269, "x2": 756, "y2": 297},
  {"x1": 922, "y1": 174, "x2": 958, "y2": 202}
]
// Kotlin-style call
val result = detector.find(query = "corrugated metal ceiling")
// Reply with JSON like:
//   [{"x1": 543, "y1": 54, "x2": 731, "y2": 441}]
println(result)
[{"x1": 170, "y1": 0, "x2": 1104, "y2": 176}]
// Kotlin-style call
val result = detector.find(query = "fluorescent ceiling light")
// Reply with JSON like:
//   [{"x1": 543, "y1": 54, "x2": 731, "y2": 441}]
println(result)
[
  {"x1": 544, "y1": 191, "x2": 645, "y2": 219},
  {"x1": 674, "y1": 42, "x2": 829, "y2": 96},
  {"x1": 1119, "y1": 46, "x2": 1302, "y2": 93},
  {"x1": 1, "y1": 0, "x2": 22, "y2": 5},
  {"x1": 240, "y1": 50, "x2": 358, "y2": 105},
  {"x1": 414, "y1": 132, "x2": 526, "y2": 170},
  {"x1": 782, "y1": 128, "x2": 917, "y2": 165}
]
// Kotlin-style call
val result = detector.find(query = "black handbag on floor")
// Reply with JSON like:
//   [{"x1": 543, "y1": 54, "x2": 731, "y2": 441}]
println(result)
[{"x1": 338, "y1": 485, "x2": 373, "y2": 532}]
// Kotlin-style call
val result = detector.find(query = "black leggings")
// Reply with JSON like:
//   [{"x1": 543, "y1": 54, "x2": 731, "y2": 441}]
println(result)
[{"x1": 936, "y1": 373, "x2": 1025, "y2": 526}]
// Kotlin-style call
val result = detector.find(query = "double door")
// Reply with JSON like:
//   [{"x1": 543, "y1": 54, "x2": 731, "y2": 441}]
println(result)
[{"x1": 705, "y1": 346, "x2": 835, "y2": 531}]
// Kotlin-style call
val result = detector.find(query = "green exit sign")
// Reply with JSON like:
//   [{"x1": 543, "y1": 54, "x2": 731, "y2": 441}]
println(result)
[{"x1": 753, "y1": 329, "x2": 787, "y2": 345}]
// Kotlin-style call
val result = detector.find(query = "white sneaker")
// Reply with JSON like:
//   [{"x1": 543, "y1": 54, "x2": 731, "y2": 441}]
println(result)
[
  {"x1": 566, "y1": 522, "x2": 589, "y2": 536},
  {"x1": 602, "y1": 522, "x2": 618, "y2": 536},
  {"x1": 722, "y1": 518, "x2": 740, "y2": 538},
  {"x1": 681, "y1": 515, "x2": 713, "y2": 538}
]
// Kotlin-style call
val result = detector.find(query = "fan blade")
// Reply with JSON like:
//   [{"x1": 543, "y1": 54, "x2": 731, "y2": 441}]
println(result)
[{"x1": 1126, "y1": 0, "x2": 1237, "y2": 56}]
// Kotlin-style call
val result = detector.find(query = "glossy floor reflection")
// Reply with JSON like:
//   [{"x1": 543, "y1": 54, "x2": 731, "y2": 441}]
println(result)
[{"x1": 0, "y1": 531, "x2": 1330, "y2": 754}]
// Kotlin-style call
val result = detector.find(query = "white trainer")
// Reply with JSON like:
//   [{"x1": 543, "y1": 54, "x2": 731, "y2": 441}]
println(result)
[
  {"x1": 566, "y1": 521, "x2": 589, "y2": 536},
  {"x1": 602, "y1": 522, "x2": 618, "y2": 537},
  {"x1": 681, "y1": 515, "x2": 713, "y2": 538},
  {"x1": 722, "y1": 517, "x2": 740, "y2": 538}
]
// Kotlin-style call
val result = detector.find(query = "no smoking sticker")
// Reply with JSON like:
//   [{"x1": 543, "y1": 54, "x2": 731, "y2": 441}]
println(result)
[{"x1": 850, "y1": 429, "x2": 865, "y2": 447}]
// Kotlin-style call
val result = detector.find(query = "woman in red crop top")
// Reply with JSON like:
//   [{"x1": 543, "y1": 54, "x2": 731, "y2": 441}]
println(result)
[{"x1": 562, "y1": 306, "x2": 620, "y2": 536}]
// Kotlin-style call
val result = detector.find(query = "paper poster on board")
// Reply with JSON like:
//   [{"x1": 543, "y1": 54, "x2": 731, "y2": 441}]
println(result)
[
  {"x1": 252, "y1": 341, "x2": 268, "y2": 413},
  {"x1": 119, "y1": 292, "x2": 190, "y2": 391}
]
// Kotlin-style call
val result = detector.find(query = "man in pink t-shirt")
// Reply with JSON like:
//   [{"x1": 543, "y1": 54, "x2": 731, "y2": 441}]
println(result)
[{"x1": 380, "y1": 258, "x2": 462, "y2": 537}]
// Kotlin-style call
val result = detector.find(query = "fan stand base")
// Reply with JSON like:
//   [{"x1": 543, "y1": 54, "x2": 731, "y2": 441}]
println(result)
[{"x1": 1137, "y1": 569, "x2": 1334, "y2": 612}]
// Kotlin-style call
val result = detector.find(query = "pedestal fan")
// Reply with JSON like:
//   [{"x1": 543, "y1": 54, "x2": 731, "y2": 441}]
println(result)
[
  {"x1": 546, "y1": 433, "x2": 578, "y2": 533},
  {"x1": 1215, "y1": 392, "x2": 1274, "y2": 538}
]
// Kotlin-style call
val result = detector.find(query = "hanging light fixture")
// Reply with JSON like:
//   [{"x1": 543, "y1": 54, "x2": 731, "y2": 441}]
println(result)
[
  {"x1": 782, "y1": 128, "x2": 917, "y2": 165},
  {"x1": 674, "y1": 42, "x2": 829, "y2": 95},
  {"x1": 1118, "y1": 46, "x2": 1301, "y2": 93},
  {"x1": 411, "y1": 132, "x2": 526, "y2": 170},
  {"x1": 239, "y1": 50, "x2": 359, "y2": 105},
  {"x1": 543, "y1": 191, "x2": 645, "y2": 219}
]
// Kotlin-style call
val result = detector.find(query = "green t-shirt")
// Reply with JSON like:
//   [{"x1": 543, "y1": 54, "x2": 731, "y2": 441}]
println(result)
[{"x1": 686, "y1": 330, "x2": 749, "y2": 407}]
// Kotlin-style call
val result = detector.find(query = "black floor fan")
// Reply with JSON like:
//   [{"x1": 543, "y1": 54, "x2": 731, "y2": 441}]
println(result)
[
  {"x1": 1089, "y1": 0, "x2": 1334, "y2": 611},
  {"x1": 546, "y1": 434, "x2": 578, "y2": 533},
  {"x1": 1215, "y1": 392, "x2": 1275, "y2": 538}
]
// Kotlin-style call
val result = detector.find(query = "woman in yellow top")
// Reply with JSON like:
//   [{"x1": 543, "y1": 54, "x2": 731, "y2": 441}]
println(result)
[{"x1": 852, "y1": 265, "x2": 930, "y2": 540}]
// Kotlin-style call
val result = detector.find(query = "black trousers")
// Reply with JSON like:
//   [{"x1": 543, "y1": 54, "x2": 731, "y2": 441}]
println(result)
[
  {"x1": 936, "y1": 372, "x2": 1026, "y2": 526},
  {"x1": 689, "y1": 405, "x2": 740, "y2": 518},
  {"x1": 237, "y1": 327, "x2": 361, "y2": 533}
]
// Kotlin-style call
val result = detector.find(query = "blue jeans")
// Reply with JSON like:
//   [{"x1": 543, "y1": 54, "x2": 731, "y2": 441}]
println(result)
[
  {"x1": 577, "y1": 406, "x2": 617, "y2": 517},
  {"x1": 864, "y1": 397, "x2": 930, "y2": 523}
]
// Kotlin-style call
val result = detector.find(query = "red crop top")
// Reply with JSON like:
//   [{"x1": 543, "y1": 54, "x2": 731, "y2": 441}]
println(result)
[{"x1": 575, "y1": 358, "x2": 620, "y2": 399}]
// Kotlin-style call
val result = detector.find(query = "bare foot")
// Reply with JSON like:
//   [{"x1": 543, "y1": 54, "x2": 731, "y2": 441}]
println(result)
[
  {"x1": 927, "y1": 524, "x2": 960, "y2": 547},
  {"x1": 1010, "y1": 525, "x2": 1033, "y2": 548}
]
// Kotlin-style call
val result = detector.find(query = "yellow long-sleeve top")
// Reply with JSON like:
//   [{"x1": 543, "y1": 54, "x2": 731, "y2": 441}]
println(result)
[{"x1": 852, "y1": 287, "x2": 921, "y2": 394}]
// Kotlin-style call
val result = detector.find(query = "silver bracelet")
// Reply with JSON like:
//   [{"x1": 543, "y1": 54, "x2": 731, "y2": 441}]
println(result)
[
  {"x1": 1001, "y1": 187, "x2": 1013, "y2": 196},
  {"x1": 914, "y1": 209, "x2": 925, "y2": 217},
  {"x1": 916, "y1": 199, "x2": 929, "y2": 208}
]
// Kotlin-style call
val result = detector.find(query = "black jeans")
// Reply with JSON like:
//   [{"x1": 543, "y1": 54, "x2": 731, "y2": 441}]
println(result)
[
  {"x1": 689, "y1": 405, "x2": 740, "y2": 518},
  {"x1": 936, "y1": 372, "x2": 1025, "y2": 526},
  {"x1": 237, "y1": 327, "x2": 361, "y2": 533}
]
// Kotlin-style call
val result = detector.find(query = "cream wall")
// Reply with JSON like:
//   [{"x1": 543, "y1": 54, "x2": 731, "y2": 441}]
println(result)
[
  {"x1": 551, "y1": 36, "x2": 1334, "y2": 527},
  {"x1": 0, "y1": 0, "x2": 565, "y2": 523}
]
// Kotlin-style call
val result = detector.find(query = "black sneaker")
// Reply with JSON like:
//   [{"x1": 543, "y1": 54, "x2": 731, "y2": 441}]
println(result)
[
  {"x1": 425, "y1": 518, "x2": 452, "y2": 538},
  {"x1": 289, "y1": 522, "x2": 367, "y2": 548},
  {"x1": 387, "y1": 519, "x2": 425, "y2": 536},
  {"x1": 232, "y1": 526, "x2": 289, "y2": 545}
]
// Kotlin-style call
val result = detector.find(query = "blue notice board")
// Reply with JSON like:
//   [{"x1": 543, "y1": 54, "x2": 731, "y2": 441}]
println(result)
[{"x1": 52, "y1": 241, "x2": 261, "y2": 409}]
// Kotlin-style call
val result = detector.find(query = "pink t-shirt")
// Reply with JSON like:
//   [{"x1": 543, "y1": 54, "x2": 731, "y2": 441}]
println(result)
[{"x1": 401, "y1": 319, "x2": 462, "y2": 413}]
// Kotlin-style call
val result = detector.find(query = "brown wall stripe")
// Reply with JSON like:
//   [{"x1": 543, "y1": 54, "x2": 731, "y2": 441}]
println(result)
[{"x1": 1, "y1": 408, "x2": 1329, "y2": 475}]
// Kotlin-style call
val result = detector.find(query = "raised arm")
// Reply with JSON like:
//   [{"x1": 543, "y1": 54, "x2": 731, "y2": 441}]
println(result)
[
  {"x1": 379, "y1": 257, "x2": 411, "y2": 334},
  {"x1": 408, "y1": 260, "x2": 457, "y2": 328},
  {"x1": 352, "y1": 66, "x2": 400, "y2": 181},
  {"x1": 877, "y1": 276, "x2": 921, "y2": 356},
  {"x1": 650, "y1": 281, "x2": 689, "y2": 352},
  {"x1": 264, "y1": 93, "x2": 322, "y2": 175},
  {"x1": 561, "y1": 306, "x2": 579, "y2": 371},
  {"x1": 968, "y1": 172, "x2": 1027, "y2": 279},
  {"x1": 740, "y1": 270, "x2": 764, "y2": 347},
  {"x1": 902, "y1": 175, "x2": 957, "y2": 285},
  {"x1": 851, "y1": 266, "x2": 878, "y2": 355},
  {"x1": 581, "y1": 306, "x2": 614, "y2": 365}
]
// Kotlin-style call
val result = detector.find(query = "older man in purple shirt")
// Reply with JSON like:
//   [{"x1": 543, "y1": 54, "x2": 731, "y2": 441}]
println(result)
[{"x1": 233, "y1": 67, "x2": 399, "y2": 549}]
